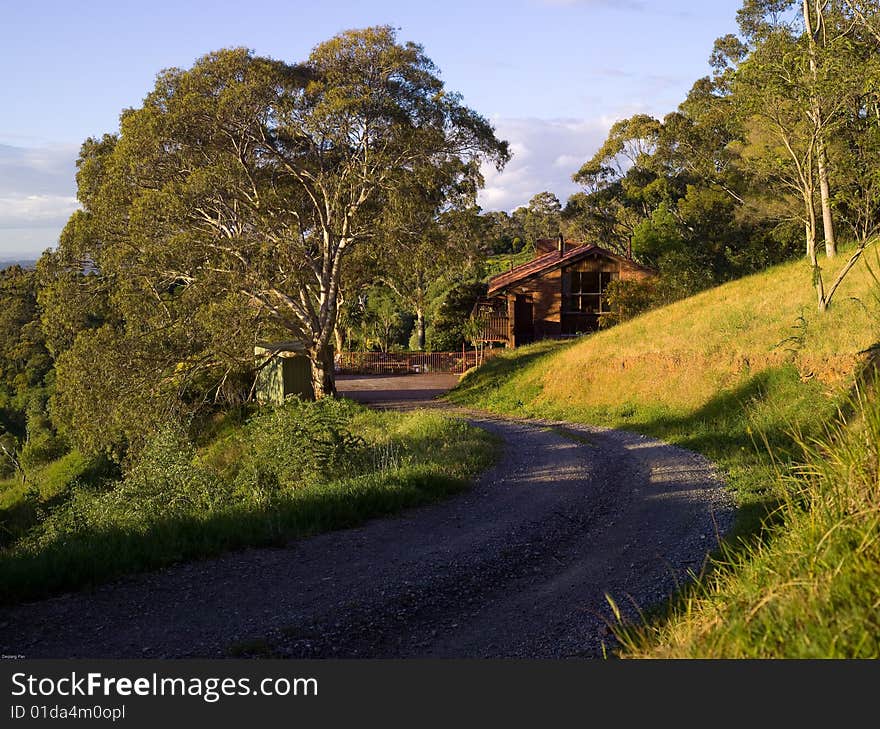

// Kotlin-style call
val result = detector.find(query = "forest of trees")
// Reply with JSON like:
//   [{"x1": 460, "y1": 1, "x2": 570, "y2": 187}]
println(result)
[{"x1": 2, "y1": 1, "x2": 880, "y2": 467}]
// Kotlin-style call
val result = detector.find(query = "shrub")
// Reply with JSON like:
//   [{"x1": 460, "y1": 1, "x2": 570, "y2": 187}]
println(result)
[
  {"x1": 19, "y1": 431, "x2": 67, "y2": 471},
  {"x1": 112, "y1": 421, "x2": 229, "y2": 521},
  {"x1": 600, "y1": 257, "x2": 716, "y2": 328},
  {"x1": 0, "y1": 401, "x2": 495, "y2": 603},
  {"x1": 600, "y1": 278, "x2": 660, "y2": 327},
  {"x1": 233, "y1": 397, "x2": 367, "y2": 496},
  {"x1": 426, "y1": 278, "x2": 486, "y2": 351},
  {"x1": 22, "y1": 422, "x2": 226, "y2": 550},
  {"x1": 19, "y1": 395, "x2": 67, "y2": 471}
]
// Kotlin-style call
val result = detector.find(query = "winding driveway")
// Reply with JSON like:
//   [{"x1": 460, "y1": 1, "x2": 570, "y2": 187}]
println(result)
[{"x1": 0, "y1": 375, "x2": 732, "y2": 658}]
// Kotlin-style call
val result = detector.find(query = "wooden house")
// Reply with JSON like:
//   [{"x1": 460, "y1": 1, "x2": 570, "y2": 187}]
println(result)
[{"x1": 473, "y1": 238, "x2": 654, "y2": 347}]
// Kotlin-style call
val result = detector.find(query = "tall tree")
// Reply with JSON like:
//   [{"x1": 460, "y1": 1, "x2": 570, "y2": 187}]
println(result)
[
  {"x1": 480, "y1": 210, "x2": 526, "y2": 254},
  {"x1": 802, "y1": 0, "x2": 837, "y2": 257},
  {"x1": 733, "y1": 3, "x2": 871, "y2": 310},
  {"x1": 363, "y1": 159, "x2": 484, "y2": 351},
  {"x1": 734, "y1": 29, "x2": 822, "y2": 259},
  {"x1": 521, "y1": 192, "x2": 563, "y2": 245},
  {"x1": 736, "y1": 0, "x2": 859, "y2": 258},
  {"x1": 56, "y1": 28, "x2": 508, "y2": 406},
  {"x1": 0, "y1": 266, "x2": 51, "y2": 404},
  {"x1": 569, "y1": 114, "x2": 664, "y2": 255}
]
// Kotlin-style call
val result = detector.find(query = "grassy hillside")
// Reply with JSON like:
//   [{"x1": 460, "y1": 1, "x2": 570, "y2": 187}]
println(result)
[
  {"x1": 483, "y1": 249, "x2": 535, "y2": 278},
  {"x1": 457, "y1": 252, "x2": 878, "y2": 410},
  {"x1": 448, "y1": 251, "x2": 880, "y2": 657}
]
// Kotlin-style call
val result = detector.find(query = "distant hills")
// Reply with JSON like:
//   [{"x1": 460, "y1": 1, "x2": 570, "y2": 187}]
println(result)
[{"x1": 0, "y1": 258, "x2": 38, "y2": 270}]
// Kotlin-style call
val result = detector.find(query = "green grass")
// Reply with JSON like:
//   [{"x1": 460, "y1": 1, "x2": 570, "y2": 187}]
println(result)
[
  {"x1": 0, "y1": 450, "x2": 113, "y2": 546},
  {"x1": 483, "y1": 250, "x2": 535, "y2": 278},
  {"x1": 0, "y1": 404, "x2": 497, "y2": 605},
  {"x1": 447, "y1": 251, "x2": 880, "y2": 657},
  {"x1": 614, "y1": 384, "x2": 880, "y2": 657},
  {"x1": 0, "y1": 450, "x2": 94, "y2": 510}
]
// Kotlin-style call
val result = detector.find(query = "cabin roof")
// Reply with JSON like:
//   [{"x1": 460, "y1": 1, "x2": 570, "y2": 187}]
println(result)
[{"x1": 487, "y1": 242, "x2": 653, "y2": 296}]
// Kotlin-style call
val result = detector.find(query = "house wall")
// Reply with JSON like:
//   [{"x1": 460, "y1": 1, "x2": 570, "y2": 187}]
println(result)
[
  {"x1": 501, "y1": 253, "x2": 654, "y2": 344},
  {"x1": 520, "y1": 267, "x2": 562, "y2": 340},
  {"x1": 563, "y1": 254, "x2": 653, "y2": 281},
  {"x1": 502, "y1": 267, "x2": 563, "y2": 346},
  {"x1": 559, "y1": 254, "x2": 653, "y2": 334}
]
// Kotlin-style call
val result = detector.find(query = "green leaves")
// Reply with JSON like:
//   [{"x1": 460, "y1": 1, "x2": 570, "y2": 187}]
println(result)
[
  {"x1": 234, "y1": 398, "x2": 367, "y2": 494},
  {"x1": 48, "y1": 26, "x2": 508, "y2": 414}
]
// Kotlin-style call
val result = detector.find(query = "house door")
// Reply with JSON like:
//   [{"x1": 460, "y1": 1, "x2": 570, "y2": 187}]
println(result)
[{"x1": 514, "y1": 294, "x2": 534, "y2": 345}]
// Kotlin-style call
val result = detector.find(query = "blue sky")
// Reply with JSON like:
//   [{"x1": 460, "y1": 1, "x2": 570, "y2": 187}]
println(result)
[{"x1": 0, "y1": 0, "x2": 742, "y2": 257}]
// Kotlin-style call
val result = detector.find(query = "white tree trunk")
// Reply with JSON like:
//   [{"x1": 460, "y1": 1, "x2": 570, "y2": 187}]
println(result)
[
  {"x1": 309, "y1": 343, "x2": 337, "y2": 398},
  {"x1": 803, "y1": 0, "x2": 837, "y2": 258}
]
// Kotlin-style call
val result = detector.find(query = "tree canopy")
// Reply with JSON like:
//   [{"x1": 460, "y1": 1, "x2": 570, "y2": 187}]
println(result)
[
  {"x1": 45, "y1": 27, "x2": 507, "y2": 453},
  {"x1": 563, "y1": 0, "x2": 880, "y2": 313}
]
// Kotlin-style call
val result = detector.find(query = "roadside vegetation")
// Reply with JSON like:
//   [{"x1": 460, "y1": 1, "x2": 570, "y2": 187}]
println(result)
[
  {"x1": 0, "y1": 399, "x2": 496, "y2": 605},
  {"x1": 618, "y1": 385, "x2": 880, "y2": 657},
  {"x1": 448, "y1": 252, "x2": 880, "y2": 657}
]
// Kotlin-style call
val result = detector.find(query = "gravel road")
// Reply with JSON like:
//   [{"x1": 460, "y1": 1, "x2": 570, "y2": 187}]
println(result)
[{"x1": 0, "y1": 378, "x2": 733, "y2": 658}]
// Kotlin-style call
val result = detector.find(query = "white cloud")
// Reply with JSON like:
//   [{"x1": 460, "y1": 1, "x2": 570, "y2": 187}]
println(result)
[
  {"x1": 552, "y1": 153, "x2": 583, "y2": 169},
  {"x1": 477, "y1": 116, "x2": 612, "y2": 212},
  {"x1": 0, "y1": 143, "x2": 79, "y2": 254},
  {"x1": 0, "y1": 195, "x2": 79, "y2": 228}
]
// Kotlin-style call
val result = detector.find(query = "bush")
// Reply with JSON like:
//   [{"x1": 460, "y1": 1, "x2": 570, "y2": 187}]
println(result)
[
  {"x1": 22, "y1": 423, "x2": 226, "y2": 550},
  {"x1": 21, "y1": 400, "x2": 370, "y2": 553},
  {"x1": 19, "y1": 395, "x2": 67, "y2": 471},
  {"x1": 600, "y1": 257, "x2": 716, "y2": 328},
  {"x1": 426, "y1": 279, "x2": 486, "y2": 351},
  {"x1": 113, "y1": 422, "x2": 229, "y2": 521},
  {"x1": 600, "y1": 278, "x2": 660, "y2": 327},
  {"x1": 233, "y1": 397, "x2": 367, "y2": 495},
  {"x1": 19, "y1": 431, "x2": 67, "y2": 471},
  {"x1": 0, "y1": 400, "x2": 495, "y2": 603}
]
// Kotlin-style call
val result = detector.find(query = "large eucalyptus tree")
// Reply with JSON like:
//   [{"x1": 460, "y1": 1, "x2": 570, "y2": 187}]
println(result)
[{"x1": 63, "y1": 26, "x2": 508, "y2": 401}]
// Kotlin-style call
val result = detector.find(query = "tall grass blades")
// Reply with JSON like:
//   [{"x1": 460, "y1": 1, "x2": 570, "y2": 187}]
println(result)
[{"x1": 619, "y1": 382, "x2": 880, "y2": 658}]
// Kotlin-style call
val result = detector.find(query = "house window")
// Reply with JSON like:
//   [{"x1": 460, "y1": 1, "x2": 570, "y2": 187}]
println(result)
[{"x1": 563, "y1": 270, "x2": 617, "y2": 314}]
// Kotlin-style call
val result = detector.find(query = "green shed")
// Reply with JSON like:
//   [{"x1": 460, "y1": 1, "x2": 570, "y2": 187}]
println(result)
[{"x1": 254, "y1": 341, "x2": 315, "y2": 404}]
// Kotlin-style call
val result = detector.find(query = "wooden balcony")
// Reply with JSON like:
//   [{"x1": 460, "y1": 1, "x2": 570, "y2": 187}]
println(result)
[
  {"x1": 470, "y1": 298, "x2": 510, "y2": 344},
  {"x1": 475, "y1": 312, "x2": 510, "y2": 343}
]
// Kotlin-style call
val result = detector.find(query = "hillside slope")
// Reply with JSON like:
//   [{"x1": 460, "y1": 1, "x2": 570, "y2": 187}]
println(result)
[
  {"x1": 455, "y1": 253, "x2": 877, "y2": 414},
  {"x1": 449, "y1": 252, "x2": 880, "y2": 657}
]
